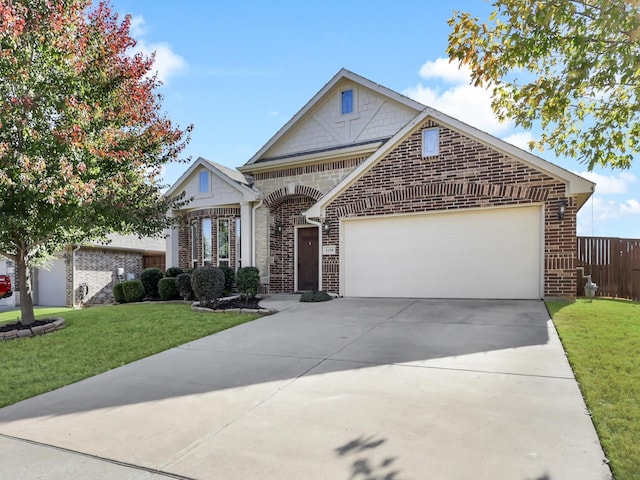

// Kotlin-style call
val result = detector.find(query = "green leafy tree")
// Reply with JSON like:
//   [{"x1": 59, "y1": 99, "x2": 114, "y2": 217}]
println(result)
[
  {"x1": 0, "y1": 0, "x2": 191, "y2": 324},
  {"x1": 448, "y1": 0, "x2": 640, "y2": 170}
]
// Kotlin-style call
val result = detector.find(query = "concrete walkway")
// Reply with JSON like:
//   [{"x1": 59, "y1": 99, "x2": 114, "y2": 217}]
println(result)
[{"x1": 0, "y1": 298, "x2": 611, "y2": 479}]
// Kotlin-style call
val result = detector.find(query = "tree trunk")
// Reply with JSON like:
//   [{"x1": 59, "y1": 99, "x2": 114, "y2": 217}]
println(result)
[{"x1": 17, "y1": 251, "x2": 36, "y2": 325}]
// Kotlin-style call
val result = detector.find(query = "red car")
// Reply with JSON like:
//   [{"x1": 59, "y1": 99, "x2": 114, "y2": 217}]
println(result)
[{"x1": 0, "y1": 275, "x2": 12, "y2": 298}]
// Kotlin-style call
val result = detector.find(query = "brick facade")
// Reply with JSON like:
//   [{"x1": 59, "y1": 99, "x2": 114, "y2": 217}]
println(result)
[
  {"x1": 177, "y1": 207, "x2": 240, "y2": 271},
  {"x1": 73, "y1": 247, "x2": 144, "y2": 306},
  {"x1": 323, "y1": 119, "x2": 577, "y2": 299}
]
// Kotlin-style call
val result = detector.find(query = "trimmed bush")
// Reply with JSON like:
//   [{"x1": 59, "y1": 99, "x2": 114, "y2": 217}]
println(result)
[
  {"x1": 176, "y1": 273, "x2": 193, "y2": 301},
  {"x1": 165, "y1": 267, "x2": 184, "y2": 278},
  {"x1": 158, "y1": 277, "x2": 179, "y2": 301},
  {"x1": 300, "y1": 291, "x2": 333, "y2": 302},
  {"x1": 112, "y1": 282, "x2": 126, "y2": 303},
  {"x1": 237, "y1": 267, "x2": 260, "y2": 299},
  {"x1": 121, "y1": 279, "x2": 145, "y2": 303},
  {"x1": 192, "y1": 266, "x2": 225, "y2": 306},
  {"x1": 141, "y1": 267, "x2": 164, "y2": 298},
  {"x1": 219, "y1": 265, "x2": 235, "y2": 296}
]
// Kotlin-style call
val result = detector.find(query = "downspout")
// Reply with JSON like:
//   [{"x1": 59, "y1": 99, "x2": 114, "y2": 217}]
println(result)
[
  {"x1": 251, "y1": 195, "x2": 264, "y2": 267},
  {"x1": 71, "y1": 244, "x2": 81, "y2": 308}
]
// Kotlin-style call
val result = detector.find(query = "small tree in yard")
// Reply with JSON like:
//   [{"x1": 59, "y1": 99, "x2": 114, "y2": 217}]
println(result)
[
  {"x1": 0, "y1": 1, "x2": 191, "y2": 324},
  {"x1": 237, "y1": 267, "x2": 259, "y2": 300},
  {"x1": 191, "y1": 266, "x2": 225, "y2": 307}
]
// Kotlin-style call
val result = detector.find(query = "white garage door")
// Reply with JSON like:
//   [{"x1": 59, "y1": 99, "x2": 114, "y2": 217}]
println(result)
[
  {"x1": 342, "y1": 206, "x2": 543, "y2": 299},
  {"x1": 37, "y1": 258, "x2": 67, "y2": 306}
]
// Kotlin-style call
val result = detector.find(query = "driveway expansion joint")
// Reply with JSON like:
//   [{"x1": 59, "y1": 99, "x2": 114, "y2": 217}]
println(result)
[{"x1": 0, "y1": 433, "x2": 194, "y2": 480}]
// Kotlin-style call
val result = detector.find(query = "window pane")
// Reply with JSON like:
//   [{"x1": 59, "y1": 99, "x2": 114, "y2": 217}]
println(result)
[
  {"x1": 341, "y1": 89, "x2": 353, "y2": 114},
  {"x1": 218, "y1": 219, "x2": 229, "y2": 264},
  {"x1": 191, "y1": 224, "x2": 198, "y2": 264},
  {"x1": 199, "y1": 171, "x2": 209, "y2": 193},
  {"x1": 202, "y1": 218, "x2": 212, "y2": 264}
]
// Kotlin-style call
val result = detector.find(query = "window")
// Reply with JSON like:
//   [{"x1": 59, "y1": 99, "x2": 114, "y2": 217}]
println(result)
[
  {"x1": 422, "y1": 128, "x2": 439, "y2": 157},
  {"x1": 198, "y1": 171, "x2": 209, "y2": 193},
  {"x1": 218, "y1": 218, "x2": 230, "y2": 267},
  {"x1": 341, "y1": 89, "x2": 353, "y2": 114},
  {"x1": 202, "y1": 218, "x2": 212, "y2": 265},
  {"x1": 191, "y1": 223, "x2": 198, "y2": 268}
]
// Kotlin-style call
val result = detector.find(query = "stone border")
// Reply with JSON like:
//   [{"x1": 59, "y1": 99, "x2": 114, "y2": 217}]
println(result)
[
  {"x1": 191, "y1": 305, "x2": 274, "y2": 315},
  {"x1": 0, "y1": 317, "x2": 66, "y2": 341}
]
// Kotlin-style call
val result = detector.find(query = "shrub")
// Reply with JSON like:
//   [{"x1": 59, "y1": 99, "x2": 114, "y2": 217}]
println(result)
[
  {"x1": 191, "y1": 266, "x2": 225, "y2": 306},
  {"x1": 237, "y1": 267, "x2": 260, "y2": 299},
  {"x1": 176, "y1": 273, "x2": 194, "y2": 301},
  {"x1": 165, "y1": 267, "x2": 184, "y2": 278},
  {"x1": 140, "y1": 267, "x2": 164, "y2": 298},
  {"x1": 158, "y1": 277, "x2": 179, "y2": 300},
  {"x1": 300, "y1": 291, "x2": 333, "y2": 302},
  {"x1": 121, "y1": 279, "x2": 145, "y2": 303},
  {"x1": 112, "y1": 282, "x2": 126, "y2": 303},
  {"x1": 219, "y1": 265, "x2": 235, "y2": 296}
]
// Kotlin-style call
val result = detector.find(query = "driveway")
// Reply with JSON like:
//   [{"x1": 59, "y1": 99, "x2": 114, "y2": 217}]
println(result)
[{"x1": 0, "y1": 298, "x2": 611, "y2": 479}]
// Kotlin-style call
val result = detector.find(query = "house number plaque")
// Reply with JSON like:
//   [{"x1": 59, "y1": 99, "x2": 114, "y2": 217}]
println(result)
[{"x1": 322, "y1": 245, "x2": 336, "y2": 255}]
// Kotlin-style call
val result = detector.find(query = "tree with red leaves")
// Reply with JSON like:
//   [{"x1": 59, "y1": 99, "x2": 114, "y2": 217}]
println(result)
[{"x1": 0, "y1": 0, "x2": 192, "y2": 324}]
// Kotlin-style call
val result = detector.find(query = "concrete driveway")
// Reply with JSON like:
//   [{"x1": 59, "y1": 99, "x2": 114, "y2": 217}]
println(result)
[{"x1": 0, "y1": 298, "x2": 611, "y2": 479}]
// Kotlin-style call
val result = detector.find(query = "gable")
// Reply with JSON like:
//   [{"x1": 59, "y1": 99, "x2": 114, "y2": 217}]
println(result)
[
  {"x1": 328, "y1": 119, "x2": 564, "y2": 218},
  {"x1": 166, "y1": 157, "x2": 259, "y2": 212},
  {"x1": 240, "y1": 69, "x2": 424, "y2": 170},
  {"x1": 262, "y1": 79, "x2": 419, "y2": 161},
  {"x1": 306, "y1": 108, "x2": 594, "y2": 218}
]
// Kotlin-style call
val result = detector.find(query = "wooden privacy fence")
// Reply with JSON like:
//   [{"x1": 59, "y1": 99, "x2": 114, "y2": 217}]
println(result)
[{"x1": 576, "y1": 236, "x2": 640, "y2": 300}]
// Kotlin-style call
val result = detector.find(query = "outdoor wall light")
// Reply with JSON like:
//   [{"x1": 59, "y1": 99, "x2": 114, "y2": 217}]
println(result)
[
  {"x1": 275, "y1": 221, "x2": 283, "y2": 235},
  {"x1": 323, "y1": 221, "x2": 331, "y2": 235},
  {"x1": 558, "y1": 199, "x2": 567, "y2": 221}
]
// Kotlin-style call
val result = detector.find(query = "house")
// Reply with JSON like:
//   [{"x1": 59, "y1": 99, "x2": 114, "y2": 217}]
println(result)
[
  {"x1": 0, "y1": 234, "x2": 165, "y2": 307},
  {"x1": 166, "y1": 69, "x2": 594, "y2": 300}
]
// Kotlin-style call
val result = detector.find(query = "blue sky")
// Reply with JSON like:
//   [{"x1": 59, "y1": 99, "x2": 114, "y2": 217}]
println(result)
[{"x1": 111, "y1": 0, "x2": 639, "y2": 238}]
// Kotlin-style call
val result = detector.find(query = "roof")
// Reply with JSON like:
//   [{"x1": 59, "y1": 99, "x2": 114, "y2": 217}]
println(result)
[
  {"x1": 305, "y1": 105, "x2": 595, "y2": 218},
  {"x1": 240, "y1": 68, "x2": 425, "y2": 169}
]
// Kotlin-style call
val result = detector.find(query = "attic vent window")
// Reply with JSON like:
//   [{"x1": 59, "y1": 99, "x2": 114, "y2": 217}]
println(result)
[
  {"x1": 341, "y1": 89, "x2": 353, "y2": 114},
  {"x1": 422, "y1": 128, "x2": 439, "y2": 157}
]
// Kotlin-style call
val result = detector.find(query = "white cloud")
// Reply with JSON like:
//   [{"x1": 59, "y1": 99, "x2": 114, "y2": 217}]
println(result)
[
  {"x1": 576, "y1": 171, "x2": 636, "y2": 194},
  {"x1": 419, "y1": 57, "x2": 472, "y2": 84},
  {"x1": 502, "y1": 131, "x2": 536, "y2": 151},
  {"x1": 128, "y1": 15, "x2": 187, "y2": 85},
  {"x1": 405, "y1": 58, "x2": 510, "y2": 135},
  {"x1": 129, "y1": 15, "x2": 147, "y2": 38},
  {"x1": 620, "y1": 198, "x2": 640, "y2": 214}
]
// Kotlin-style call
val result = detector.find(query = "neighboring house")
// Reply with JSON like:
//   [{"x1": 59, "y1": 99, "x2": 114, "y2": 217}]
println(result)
[
  {"x1": 1, "y1": 234, "x2": 165, "y2": 307},
  {"x1": 166, "y1": 69, "x2": 595, "y2": 300}
]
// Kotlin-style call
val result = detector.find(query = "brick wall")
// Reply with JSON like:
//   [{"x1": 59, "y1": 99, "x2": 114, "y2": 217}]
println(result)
[
  {"x1": 266, "y1": 196, "x2": 315, "y2": 292},
  {"x1": 177, "y1": 207, "x2": 240, "y2": 271},
  {"x1": 74, "y1": 247, "x2": 143, "y2": 306},
  {"x1": 324, "y1": 119, "x2": 578, "y2": 299}
]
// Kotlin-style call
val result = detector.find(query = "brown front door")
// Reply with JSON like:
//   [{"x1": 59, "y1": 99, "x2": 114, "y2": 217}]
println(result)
[{"x1": 297, "y1": 227, "x2": 319, "y2": 291}]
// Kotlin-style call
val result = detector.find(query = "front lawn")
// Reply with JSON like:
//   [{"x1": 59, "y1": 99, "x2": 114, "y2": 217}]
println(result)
[
  {"x1": 547, "y1": 299, "x2": 640, "y2": 480},
  {"x1": 0, "y1": 303, "x2": 259, "y2": 409}
]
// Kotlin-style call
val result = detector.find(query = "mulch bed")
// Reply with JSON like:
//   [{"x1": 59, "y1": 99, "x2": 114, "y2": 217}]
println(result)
[{"x1": 0, "y1": 317, "x2": 66, "y2": 340}]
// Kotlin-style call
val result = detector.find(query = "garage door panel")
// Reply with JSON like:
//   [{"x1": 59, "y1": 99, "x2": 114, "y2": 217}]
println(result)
[{"x1": 343, "y1": 207, "x2": 542, "y2": 299}]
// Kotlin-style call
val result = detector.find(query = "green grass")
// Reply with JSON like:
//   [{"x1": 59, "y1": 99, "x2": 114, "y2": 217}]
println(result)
[
  {"x1": 547, "y1": 298, "x2": 640, "y2": 480},
  {"x1": 0, "y1": 303, "x2": 259, "y2": 408}
]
